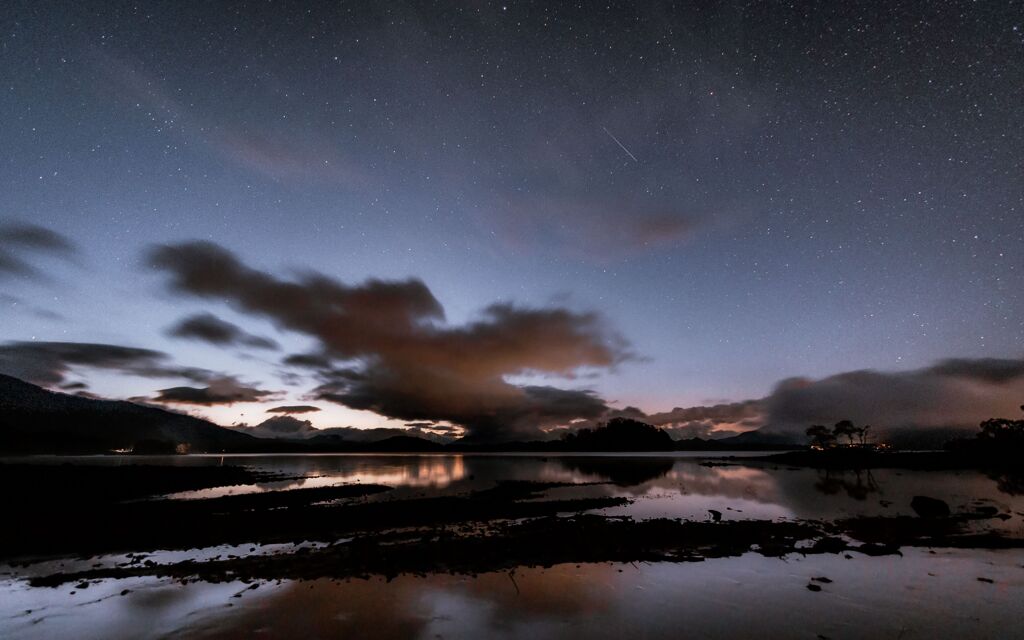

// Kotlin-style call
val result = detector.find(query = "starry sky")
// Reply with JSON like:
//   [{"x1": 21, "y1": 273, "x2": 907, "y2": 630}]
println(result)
[{"x1": 1, "y1": 1, "x2": 1022, "y2": 439}]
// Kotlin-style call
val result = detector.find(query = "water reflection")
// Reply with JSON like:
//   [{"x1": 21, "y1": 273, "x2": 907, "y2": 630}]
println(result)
[
  {"x1": 4, "y1": 454, "x2": 1024, "y2": 638},
  {"x1": 812, "y1": 469, "x2": 879, "y2": 500},
  {"x1": 7, "y1": 549, "x2": 1024, "y2": 639},
  {"x1": 556, "y1": 456, "x2": 674, "y2": 487},
  {"x1": 16, "y1": 453, "x2": 1024, "y2": 522},
  {"x1": 167, "y1": 455, "x2": 471, "y2": 500},
  {"x1": 988, "y1": 468, "x2": 1024, "y2": 496}
]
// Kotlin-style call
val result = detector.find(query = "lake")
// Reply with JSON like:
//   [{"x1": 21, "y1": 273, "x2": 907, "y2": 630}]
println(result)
[{"x1": 2, "y1": 453, "x2": 1023, "y2": 639}]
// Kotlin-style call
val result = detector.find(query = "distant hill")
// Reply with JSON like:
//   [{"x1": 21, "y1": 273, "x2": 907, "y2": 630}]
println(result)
[
  {"x1": 873, "y1": 426, "x2": 977, "y2": 451},
  {"x1": 712, "y1": 429, "x2": 801, "y2": 448},
  {"x1": 0, "y1": 375, "x2": 827, "y2": 455},
  {"x1": 563, "y1": 417, "x2": 676, "y2": 451},
  {"x1": 0, "y1": 374, "x2": 258, "y2": 454}
]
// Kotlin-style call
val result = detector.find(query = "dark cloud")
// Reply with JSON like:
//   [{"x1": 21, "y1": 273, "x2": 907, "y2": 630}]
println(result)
[
  {"x1": 313, "y1": 374, "x2": 610, "y2": 442},
  {"x1": 266, "y1": 405, "x2": 321, "y2": 414},
  {"x1": 765, "y1": 357, "x2": 1024, "y2": 432},
  {"x1": 608, "y1": 358, "x2": 1024, "y2": 442},
  {"x1": 927, "y1": 358, "x2": 1024, "y2": 384},
  {"x1": 0, "y1": 222, "x2": 76, "y2": 278},
  {"x1": 0, "y1": 222, "x2": 75, "y2": 254},
  {"x1": 167, "y1": 312, "x2": 279, "y2": 350},
  {"x1": 585, "y1": 357, "x2": 1024, "y2": 442},
  {"x1": 148, "y1": 241, "x2": 629, "y2": 441},
  {"x1": 148, "y1": 377, "x2": 278, "y2": 406},
  {"x1": 282, "y1": 353, "x2": 334, "y2": 369},
  {"x1": 0, "y1": 341, "x2": 213, "y2": 386},
  {"x1": 0, "y1": 251, "x2": 30, "y2": 275}
]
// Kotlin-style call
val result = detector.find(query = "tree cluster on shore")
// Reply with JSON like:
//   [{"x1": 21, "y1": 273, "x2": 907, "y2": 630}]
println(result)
[
  {"x1": 805, "y1": 420, "x2": 874, "y2": 450},
  {"x1": 946, "y1": 405, "x2": 1024, "y2": 455},
  {"x1": 806, "y1": 406, "x2": 1024, "y2": 455}
]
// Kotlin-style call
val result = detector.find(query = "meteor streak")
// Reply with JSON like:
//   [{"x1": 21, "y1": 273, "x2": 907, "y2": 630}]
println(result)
[{"x1": 602, "y1": 126, "x2": 638, "y2": 163}]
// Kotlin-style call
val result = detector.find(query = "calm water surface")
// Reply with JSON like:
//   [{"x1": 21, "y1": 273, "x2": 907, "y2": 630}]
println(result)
[{"x1": 2, "y1": 453, "x2": 1023, "y2": 639}]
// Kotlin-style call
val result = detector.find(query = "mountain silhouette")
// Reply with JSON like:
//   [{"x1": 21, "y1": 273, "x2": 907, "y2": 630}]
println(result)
[{"x1": 0, "y1": 374, "x2": 257, "y2": 453}]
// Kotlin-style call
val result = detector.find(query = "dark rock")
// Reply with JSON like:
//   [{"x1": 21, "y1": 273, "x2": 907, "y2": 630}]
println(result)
[
  {"x1": 806, "y1": 583, "x2": 822, "y2": 592},
  {"x1": 910, "y1": 496, "x2": 950, "y2": 518}
]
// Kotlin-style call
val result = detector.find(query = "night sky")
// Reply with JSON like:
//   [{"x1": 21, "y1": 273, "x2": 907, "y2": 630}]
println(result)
[{"x1": 1, "y1": 2, "x2": 1022, "y2": 440}]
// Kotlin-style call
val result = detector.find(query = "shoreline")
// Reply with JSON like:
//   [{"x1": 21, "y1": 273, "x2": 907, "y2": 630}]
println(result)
[{"x1": 2, "y1": 461, "x2": 1022, "y2": 588}]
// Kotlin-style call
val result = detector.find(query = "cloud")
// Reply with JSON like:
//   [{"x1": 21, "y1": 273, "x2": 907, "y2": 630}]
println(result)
[
  {"x1": 231, "y1": 415, "x2": 317, "y2": 438},
  {"x1": 91, "y1": 49, "x2": 368, "y2": 187},
  {"x1": 282, "y1": 353, "x2": 334, "y2": 369},
  {"x1": 764, "y1": 357, "x2": 1024, "y2": 432},
  {"x1": 0, "y1": 223, "x2": 76, "y2": 254},
  {"x1": 0, "y1": 341, "x2": 213, "y2": 386},
  {"x1": 311, "y1": 426, "x2": 456, "y2": 444},
  {"x1": 404, "y1": 421, "x2": 438, "y2": 429},
  {"x1": 588, "y1": 357, "x2": 1024, "y2": 443},
  {"x1": 0, "y1": 222, "x2": 76, "y2": 278},
  {"x1": 147, "y1": 241, "x2": 630, "y2": 441},
  {"x1": 569, "y1": 400, "x2": 764, "y2": 439},
  {"x1": 267, "y1": 405, "x2": 321, "y2": 414},
  {"x1": 927, "y1": 358, "x2": 1024, "y2": 384},
  {"x1": 231, "y1": 418, "x2": 457, "y2": 444},
  {"x1": 638, "y1": 400, "x2": 764, "y2": 434},
  {"x1": 167, "y1": 312, "x2": 279, "y2": 350},
  {"x1": 147, "y1": 377, "x2": 278, "y2": 406},
  {"x1": 314, "y1": 375, "x2": 609, "y2": 442}
]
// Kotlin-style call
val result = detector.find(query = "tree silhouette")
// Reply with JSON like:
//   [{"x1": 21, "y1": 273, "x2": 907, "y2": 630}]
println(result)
[
  {"x1": 806, "y1": 424, "x2": 836, "y2": 448},
  {"x1": 856, "y1": 424, "x2": 872, "y2": 446},
  {"x1": 978, "y1": 405, "x2": 1024, "y2": 445},
  {"x1": 833, "y1": 420, "x2": 858, "y2": 446}
]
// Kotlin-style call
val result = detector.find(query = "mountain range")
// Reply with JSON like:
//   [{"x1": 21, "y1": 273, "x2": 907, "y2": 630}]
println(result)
[
  {"x1": 0, "y1": 373, "x2": 257, "y2": 453},
  {"x1": 0, "y1": 373, "x2": 809, "y2": 454}
]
